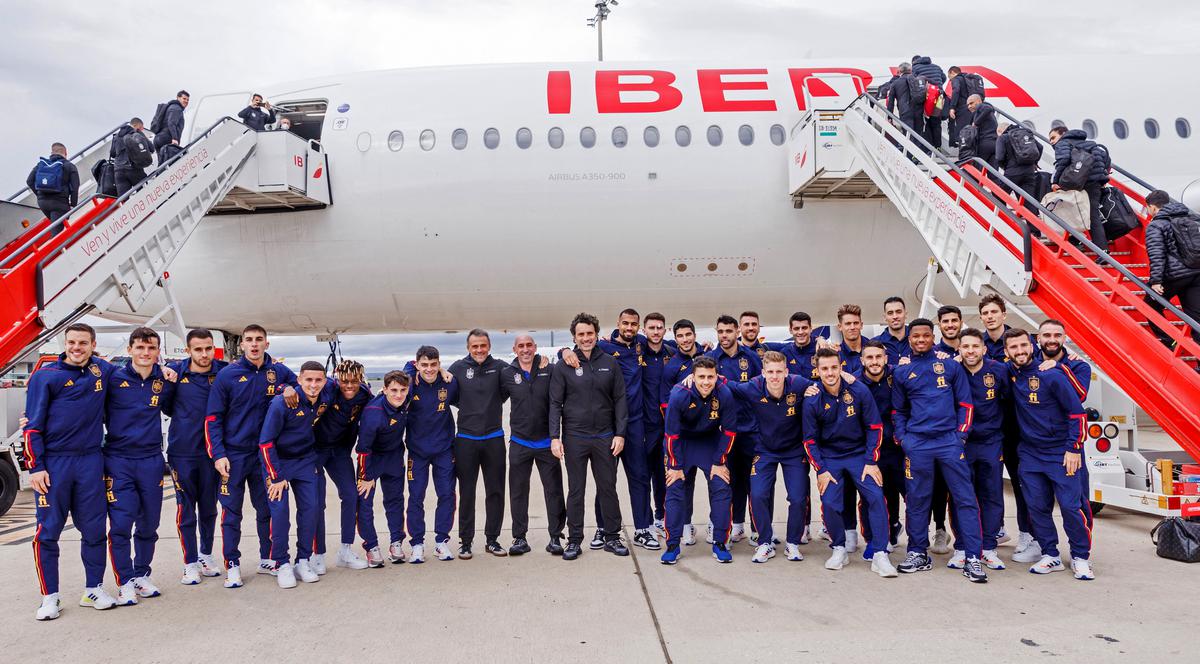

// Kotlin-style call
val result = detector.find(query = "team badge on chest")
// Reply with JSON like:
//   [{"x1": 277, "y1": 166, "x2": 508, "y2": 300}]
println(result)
[
  {"x1": 983, "y1": 373, "x2": 996, "y2": 388},
  {"x1": 152, "y1": 379, "x2": 163, "y2": 394},
  {"x1": 90, "y1": 364, "x2": 102, "y2": 377},
  {"x1": 266, "y1": 369, "x2": 277, "y2": 384},
  {"x1": 438, "y1": 388, "x2": 448, "y2": 402},
  {"x1": 786, "y1": 393, "x2": 798, "y2": 406},
  {"x1": 575, "y1": 367, "x2": 584, "y2": 377},
  {"x1": 1028, "y1": 376, "x2": 1040, "y2": 391},
  {"x1": 513, "y1": 373, "x2": 523, "y2": 385},
  {"x1": 466, "y1": 368, "x2": 474, "y2": 379},
  {"x1": 738, "y1": 358, "x2": 749, "y2": 370},
  {"x1": 842, "y1": 391, "x2": 854, "y2": 405},
  {"x1": 933, "y1": 362, "x2": 945, "y2": 375}
]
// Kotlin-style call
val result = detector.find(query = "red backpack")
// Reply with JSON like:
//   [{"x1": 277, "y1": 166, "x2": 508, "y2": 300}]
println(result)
[{"x1": 923, "y1": 83, "x2": 944, "y2": 118}]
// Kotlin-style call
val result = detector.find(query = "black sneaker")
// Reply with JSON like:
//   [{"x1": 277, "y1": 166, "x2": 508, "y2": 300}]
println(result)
[
  {"x1": 509, "y1": 539, "x2": 531, "y2": 556},
  {"x1": 633, "y1": 529, "x2": 661, "y2": 550},
  {"x1": 545, "y1": 538, "x2": 565, "y2": 556},
  {"x1": 603, "y1": 538, "x2": 630, "y2": 557},
  {"x1": 897, "y1": 551, "x2": 932, "y2": 573},
  {"x1": 485, "y1": 541, "x2": 508, "y2": 557},
  {"x1": 963, "y1": 557, "x2": 989, "y2": 583},
  {"x1": 589, "y1": 529, "x2": 605, "y2": 550},
  {"x1": 458, "y1": 543, "x2": 473, "y2": 560},
  {"x1": 562, "y1": 543, "x2": 582, "y2": 560}
]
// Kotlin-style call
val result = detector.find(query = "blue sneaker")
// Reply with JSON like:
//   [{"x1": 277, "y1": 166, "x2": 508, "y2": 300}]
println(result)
[
  {"x1": 712, "y1": 544, "x2": 733, "y2": 564},
  {"x1": 660, "y1": 546, "x2": 681, "y2": 565}
]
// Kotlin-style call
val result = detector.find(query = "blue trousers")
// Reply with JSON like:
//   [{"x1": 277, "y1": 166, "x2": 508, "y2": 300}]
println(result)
[
  {"x1": 1078, "y1": 450, "x2": 1093, "y2": 530},
  {"x1": 169, "y1": 455, "x2": 219, "y2": 565},
  {"x1": 1019, "y1": 453, "x2": 1092, "y2": 560},
  {"x1": 730, "y1": 432, "x2": 757, "y2": 524},
  {"x1": 664, "y1": 447, "x2": 732, "y2": 549},
  {"x1": 950, "y1": 438, "x2": 1005, "y2": 551},
  {"x1": 360, "y1": 451, "x2": 407, "y2": 550},
  {"x1": 645, "y1": 419, "x2": 667, "y2": 521},
  {"x1": 597, "y1": 418, "x2": 653, "y2": 530},
  {"x1": 217, "y1": 451, "x2": 272, "y2": 568},
  {"x1": 817, "y1": 455, "x2": 888, "y2": 554},
  {"x1": 105, "y1": 454, "x2": 165, "y2": 584},
  {"x1": 33, "y1": 453, "x2": 107, "y2": 595},
  {"x1": 903, "y1": 433, "x2": 983, "y2": 558},
  {"x1": 316, "y1": 447, "x2": 370, "y2": 553},
  {"x1": 407, "y1": 448, "x2": 456, "y2": 546},
  {"x1": 859, "y1": 452, "x2": 906, "y2": 546},
  {"x1": 749, "y1": 453, "x2": 809, "y2": 546},
  {"x1": 264, "y1": 457, "x2": 320, "y2": 565}
]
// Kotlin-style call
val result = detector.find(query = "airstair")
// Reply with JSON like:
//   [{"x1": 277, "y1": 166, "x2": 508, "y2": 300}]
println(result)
[
  {"x1": 788, "y1": 74, "x2": 1200, "y2": 473},
  {"x1": 0, "y1": 118, "x2": 331, "y2": 375}
]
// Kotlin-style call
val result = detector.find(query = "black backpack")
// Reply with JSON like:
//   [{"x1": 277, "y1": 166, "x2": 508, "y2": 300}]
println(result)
[
  {"x1": 1098, "y1": 186, "x2": 1139, "y2": 241},
  {"x1": 1058, "y1": 145, "x2": 1093, "y2": 190},
  {"x1": 1008, "y1": 128, "x2": 1041, "y2": 165},
  {"x1": 150, "y1": 102, "x2": 170, "y2": 134},
  {"x1": 91, "y1": 158, "x2": 117, "y2": 197},
  {"x1": 962, "y1": 72, "x2": 986, "y2": 99},
  {"x1": 908, "y1": 75, "x2": 928, "y2": 107},
  {"x1": 124, "y1": 132, "x2": 154, "y2": 169},
  {"x1": 1168, "y1": 210, "x2": 1200, "y2": 269}
]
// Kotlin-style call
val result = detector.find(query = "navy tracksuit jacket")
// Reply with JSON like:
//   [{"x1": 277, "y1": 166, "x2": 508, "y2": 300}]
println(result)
[
  {"x1": 838, "y1": 341, "x2": 864, "y2": 375},
  {"x1": 598, "y1": 335, "x2": 653, "y2": 530},
  {"x1": 662, "y1": 383, "x2": 737, "y2": 549},
  {"x1": 641, "y1": 339, "x2": 675, "y2": 521},
  {"x1": 768, "y1": 339, "x2": 820, "y2": 380},
  {"x1": 165, "y1": 358, "x2": 227, "y2": 565},
  {"x1": 405, "y1": 375, "x2": 459, "y2": 546},
  {"x1": 706, "y1": 345, "x2": 762, "y2": 525},
  {"x1": 855, "y1": 367, "x2": 905, "y2": 544},
  {"x1": 313, "y1": 379, "x2": 373, "y2": 553},
  {"x1": 356, "y1": 393, "x2": 410, "y2": 549},
  {"x1": 957, "y1": 359, "x2": 1011, "y2": 551},
  {"x1": 873, "y1": 328, "x2": 912, "y2": 365},
  {"x1": 259, "y1": 393, "x2": 325, "y2": 565}
]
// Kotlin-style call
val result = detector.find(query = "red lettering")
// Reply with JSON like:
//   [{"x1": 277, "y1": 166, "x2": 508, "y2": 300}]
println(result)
[
  {"x1": 547, "y1": 70, "x2": 572, "y2": 114},
  {"x1": 697, "y1": 69, "x2": 776, "y2": 112},
  {"x1": 595, "y1": 70, "x2": 683, "y2": 113},
  {"x1": 960, "y1": 66, "x2": 1038, "y2": 108},
  {"x1": 787, "y1": 68, "x2": 873, "y2": 111}
]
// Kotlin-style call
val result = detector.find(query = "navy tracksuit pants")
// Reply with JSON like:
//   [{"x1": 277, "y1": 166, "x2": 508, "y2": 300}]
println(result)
[
  {"x1": 596, "y1": 418, "x2": 654, "y2": 531},
  {"x1": 817, "y1": 455, "x2": 888, "y2": 554},
  {"x1": 407, "y1": 448, "x2": 456, "y2": 546},
  {"x1": 33, "y1": 453, "x2": 108, "y2": 595},
  {"x1": 949, "y1": 437, "x2": 1005, "y2": 551},
  {"x1": 1018, "y1": 452, "x2": 1092, "y2": 560},
  {"x1": 264, "y1": 457, "x2": 321, "y2": 565},
  {"x1": 105, "y1": 454, "x2": 165, "y2": 585},
  {"x1": 217, "y1": 451, "x2": 272, "y2": 568},
  {"x1": 860, "y1": 452, "x2": 906, "y2": 546},
  {"x1": 903, "y1": 433, "x2": 983, "y2": 558},
  {"x1": 169, "y1": 455, "x2": 219, "y2": 565},
  {"x1": 360, "y1": 451, "x2": 407, "y2": 550},
  {"x1": 729, "y1": 432, "x2": 757, "y2": 525},
  {"x1": 749, "y1": 453, "x2": 809, "y2": 546},
  {"x1": 663, "y1": 442, "x2": 732, "y2": 549},
  {"x1": 645, "y1": 419, "x2": 667, "y2": 521},
  {"x1": 315, "y1": 447, "x2": 370, "y2": 553}
]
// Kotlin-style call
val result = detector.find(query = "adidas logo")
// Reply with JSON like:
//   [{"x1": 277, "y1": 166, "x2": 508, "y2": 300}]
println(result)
[
  {"x1": 64, "y1": 380, "x2": 74, "y2": 387},
  {"x1": 238, "y1": 376, "x2": 248, "y2": 382},
  {"x1": 119, "y1": 381, "x2": 130, "y2": 388}
]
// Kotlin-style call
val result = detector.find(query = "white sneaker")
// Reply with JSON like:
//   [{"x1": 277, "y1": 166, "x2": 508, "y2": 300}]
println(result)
[
  {"x1": 132, "y1": 576, "x2": 161, "y2": 598},
  {"x1": 79, "y1": 586, "x2": 117, "y2": 610},
  {"x1": 982, "y1": 549, "x2": 1007, "y2": 570},
  {"x1": 996, "y1": 527, "x2": 1011, "y2": 546},
  {"x1": 1012, "y1": 534, "x2": 1043, "y2": 564},
  {"x1": 365, "y1": 546, "x2": 385, "y2": 568},
  {"x1": 818, "y1": 525, "x2": 831, "y2": 542},
  {"x1": 752, "y1": 543, "x2": 775, "y2": 563},
  {"x1": 705, "y1": 522, "x2": 715, "y2": 544},
  {"x1": 825, "y1": 546, "x2": 849, "y2": 570},
  {"x1": 844, "y1": 530, "x2": 859, "y2": 553},
  {"x1": 1029, "y1": 555, "x2": 1064, "y2": 575},
  {"x1": 682, "y1": 524, "x2": 697, "y2": 546},
  {"x1": 1072, "y1": 558, "x2": 1095, "y2": 581},
  {"x1": 338, "y1": 545, "x2": 370, "y2": 570},
  {"x1": 410, "y1": 544, "x2": 425, "y2": 564},
  {"x1": 653, "y1": 518, "x2": 665, "y2": 535},
  {"x1": 257, "y1": 559, "x2": 276, "y2": 575},
  {"x1": 871, "y1": 551, "x2": 898, "y2": 577},
  {"x1": 434, "y1": 541, "x2": 454, "y2": 561},
  {"x1": 198, "y1": 553, "x2": 222, "y2": 577},
  {"x1": 784, "y1": 543, "x2": 804, "y2": 561},
  {"x1": 116, "y1": 581, "x2": 139, "y2": 606},
  {"x1": 947, "y1": 550, "x2": 966, "y2": 569},
  {"x1": 389, "y1": 541, "x2": 407, "y2": 564},
  {"x1": 224, "y1": 564, "x2": 243, "y2": 589},
  {"x1": 311, "y1": 553, "x2": 327, "y2": 575},
  {"x1": 930, "y1": 528, "x2": 951, "y2": 554},
  {"x1": 36, "y1": 594, "x2": 61, "y2": 621},
  {"x1": 276, "y1": 563, "x2": 298, "y2": 588},
  {"x1": 180, "y1": 563, "x2": 202, "y2": 585},
  {"x1": 730, "y1": 523, "x2": 746, "y2": 542},
  {"x1": 800, "y1": 525, "x2": 812, "y2": 544},
  {"x1": 295, "y1": 559, "x2": 320, "y2": 583}
]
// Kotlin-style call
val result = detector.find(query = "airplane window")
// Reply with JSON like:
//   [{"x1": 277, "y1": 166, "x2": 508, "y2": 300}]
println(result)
[
  {"x1": 675, "y1": 125, "x2": 691, "y2": 147},
  {"x1": 1177, "y1": 118, "x2": 1192, "y2": 138},
  {"x1": 1082, "y1": 119, "x2": 1098, "y2": 139},
  {"x1": 516, "y1": 127, "x2": 532, "y2": 149},
  {"x1": 548, "y1": 127, "x2": 564, "y2": 149},
  {"x1": 387, "y1": 130, "x2": 404, "y2": 152},
  {"x1": 1050, "y1": 119, "x2": 1066, "y2": 130},
  {"x1": 769, "y1": 124, "x2": 786, "y2": 146},
  {"x1": 1113, "y1": 119, "x2": 1128, "y2": 139},
  {"x1": 419, "y1": 129, "x2": 435, "y2": 151},
  {"x1": 1145, "y1": 118, "x2": 1160, "y2": 139},
  {"x1": 738, "y1": 125, "x2": 754, "y2": 146},
  {"x1": 707, "y1": 125, "x2": 723, "y2": 147},
  {"x1": 644, "y1": 126, "x2": 660, "y2": 147},
  {"x1": 452, "y1": 129, "x2": 468, "y2": 150},
  {"x1": 580, "y1": 126, "x2": 597, "y2": 148},
  {"x1": 612, "y1": 126, "x2": 628, "y2": 148},
  {"x1": 484, "y1": 128, "x2": 500, "y2": 149}
]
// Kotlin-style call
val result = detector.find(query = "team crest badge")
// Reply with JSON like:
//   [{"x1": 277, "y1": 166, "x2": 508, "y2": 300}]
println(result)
[
  {"x1": 887, "y1": 376, "x2": 894, "y2": 388},
  {"x1": 738, "y1": 358, "x2": 749, "y2": 370},
  {"x1": 317, "y1": 404, "x2": 328, "y2": 415},
  {"x1": 756, "y1": 347, "x2": 765, "y2": 358},
  {"x1": 513, "y1": 374, "x2": 523, "y2": 385},
  {"x1": 711, "y1": 398, "x2": 719, "y2": 410},
  {"x1": 466, "y1": 368, "x2": 474, "y2": 379},
  {"x1": 208, "y1": 375, "x2": 216, "y2": 385},
  {"x1": 90, "y1": 364, "x2": 102, "y2": 377},
  {"x1": 1028, "y1": 377, "x2": 1040, "y2": 391},
  {"x1": 786, "y1": 393, "x2": 798, "y2": 406},
  {"x1": 438, "y1": 388, "x2": 448, "y2": 402},
  {"x1": 152, "y1": 379, "x2": 163, "y2": 394},
  {"x1": 810, "y1": 355, "x2": 818, "y2": 366},
  {"x1": 933, "y1": 362, "x2": 945, "y2": 375},
  {"x1": 575, "y1": 367, "x2": 584, "y2": 377},
  {"x1": 842, "y1": 391, "x2": 854, "y2": 405},
  {"x1": 266, "y1": 369, "x2": 277, "y2": 384},
  {"x1": 983, "y1": 373, "x2": 996, "y2": 388}
]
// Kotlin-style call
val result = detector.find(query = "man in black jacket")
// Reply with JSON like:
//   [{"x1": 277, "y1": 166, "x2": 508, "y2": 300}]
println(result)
[
  {"x1": 1049, "y1": 126, "x2": 1112, "y2": 250},
  {"x1": 911, "y1": 56, "x2": 946, "y2": 149},
  {"x1": 945, "y1": 67, "x2": 977, "y2": 147},
  {"x1": 549, "y1": 312, "x2": 629, "y2": 560},
  {"x1": 26, "y1": 143, "x2": 79, "y2": 224},
  {"x1": 968, "y1": 95, "x2": 999, "y2": 168},
  {"x1": 1143, "y1": 191, "x2": 1200, "y2": 347},
  {"x1": 996, "y1": 123, "x2": 1044, "y2": 210},
  {"x1": 237, "y1": 94, "x2": 277, "y2": 131},
  {"x1": 111, "y1": 119, "x2": 148, "y2": 196},
  {"x1": 886, "y1": 62, "x2": 924, "y2": 140},
  {"x1": 154, "y1": 90, "x2": 189, "y2": 161}
]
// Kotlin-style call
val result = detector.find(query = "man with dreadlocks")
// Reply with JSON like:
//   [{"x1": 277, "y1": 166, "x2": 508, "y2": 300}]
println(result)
[{"x1": 312, "y1": 359, "x2": 375, "y2": 573}]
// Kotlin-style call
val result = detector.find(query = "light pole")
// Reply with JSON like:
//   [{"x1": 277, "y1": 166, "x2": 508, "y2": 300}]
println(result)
[{"x1": 586, "y1": 1, "x2": 618, "y2": 62}]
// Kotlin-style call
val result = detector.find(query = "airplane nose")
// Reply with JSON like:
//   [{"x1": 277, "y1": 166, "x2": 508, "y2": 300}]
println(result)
[{"x1": 1182, "y1": 179, "x2": 1200, "y2": 212}]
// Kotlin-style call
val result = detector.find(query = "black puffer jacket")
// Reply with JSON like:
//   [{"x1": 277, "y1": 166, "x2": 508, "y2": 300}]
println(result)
[
  {"x1": 1146, "y1": 202, "x2": 1200, "y2": 284},
  {"x1": 1052, "y1": 129, "x2": 1111, "y2": 185},
  {"x1": 911, "y1": 56, "x2": 946, "y2": 85}
]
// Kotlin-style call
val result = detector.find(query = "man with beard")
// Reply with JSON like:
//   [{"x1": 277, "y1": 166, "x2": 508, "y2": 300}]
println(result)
[
  {"x1": 706, "y1": 315, "x2": 763, "y2": 544},
  {"x1": 659, "y1": 319, "x2": 703, "y2": 545},
  {"x1": 935, "y1": 306, "x2": 963, "y2": 355},
  {"x1": 855, "y1": 341, "x2": 905, "y2": 556},
  {"x1": 873, "y1": 297, "x2": 911, "y2": 365},
  {"x1": 1035, "y1": 320, "x2": 1094, "y2": 530}
]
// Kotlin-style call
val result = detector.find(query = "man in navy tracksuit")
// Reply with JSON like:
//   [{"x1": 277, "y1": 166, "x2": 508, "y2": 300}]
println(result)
[
  {"x1": 640, "y1": 312, "x2": 675, "y2": 531},
  {"x1": 802, "y1": 348, "x2": 896, "y2": 576},
  {"x1": 768, "y1": 311, "x2": 821, "y2": 380},
  {"x1": 873, "y1": 296, "x2": 912, "y2": 365},
  {"x1": 855, "y1": 341, "x2": 905, "y2": 553},
  {"x1": 355, "y1": 371, "x2": 411, "y2": 567},
  {"x1": 659, "y1": 319, "x2": 704, "y2": 543},
  {"x1": 313, "y1": 360, "x2": 373, "y2": 572},
  {"x1": 660, "y1": 357, "x2": 738, "y2": 564},
  {"x1": 837, "y1": 304, "x2": 866, "y2": 374},
  {"x1": 1035, "y1": 319, "x2": 1094, "y2": 530},
  {"x1": 165, "y1": 329, "x2": 227, "y2": 585},
  {"x1": 104, "y1": 327, "x2": 176, "y2": 605},
  {"x1": 1003, "y1": 329, "x2": 1094, "y2": 580},
  {"x1": 24, "y1": 323, "x2": 117, "y2": 620},
  {"x1": 405, "y1": 346, "x2": 459, "y2": 562},
  {"x1": 707, "y1": 315, "x2": 763, "y2": 543},
  {"x1": 258, "y1": 361, "x2": 328, "y2": 588},
  {"x1": 205, "y1": 324, "x2": 299, "y2": 588},
  {"x1": 730, "y1": 351, "x2": 814, "y2": 563},
  {"x1": 739, "y1": 311, "x2": 769, "y2": 361},
  {"x1": 893, "y1": 318, "x2": 988, "y2": 582}
]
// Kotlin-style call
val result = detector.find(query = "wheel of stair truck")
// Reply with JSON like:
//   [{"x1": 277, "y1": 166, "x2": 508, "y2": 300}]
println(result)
[{"x1": 0, "y1": 457, "x2": 18, "y2": 517}]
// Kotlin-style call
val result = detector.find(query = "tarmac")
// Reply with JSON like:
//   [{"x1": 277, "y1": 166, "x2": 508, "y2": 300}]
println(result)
[{"x1": 2, "y1": 429, "x2": 1198, "y2": 663}]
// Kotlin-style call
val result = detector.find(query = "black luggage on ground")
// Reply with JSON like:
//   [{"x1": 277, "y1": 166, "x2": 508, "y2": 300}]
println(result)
[{"x1": 1152, "y1": 517, "x2": 1200, "y2": 563}]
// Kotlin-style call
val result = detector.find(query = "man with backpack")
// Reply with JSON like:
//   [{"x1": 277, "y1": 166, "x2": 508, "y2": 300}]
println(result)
[
  {"x1": 996, "y1": 123, "x2": 1044, "y2": 211},
  {"x1": 946, "y1": 66, "x2": 984, "y2": 148},
  {"x1": 1143, "y1": 190, "x2": 1200, "y2": 348},
  {"x1": 25, "y1": 143, "x2": 79, "y2": 224},
  {"x1": 886, "y1": 62, "x2": 925, "y2": 143},
  {"x1": 967, "y1": 95, "x2": 999, "y2": 168},
  {"x1": 911, "y1": 56, "x2": 946, "y2": 149},
  {"x1": 110, "y1": 118, "x2": 155, "y2": 196},
  {"x1": 152, "y1": 90, "x2": 189, "y2": 162},
  {"x1": 1050, "y1": 126, "x2": 1112, "y2": 251}
]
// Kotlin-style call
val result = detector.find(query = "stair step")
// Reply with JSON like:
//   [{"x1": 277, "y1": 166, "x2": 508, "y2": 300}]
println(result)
[{"x1": 1137, "y1": 320, "x2": 1187, "y2": 328}]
